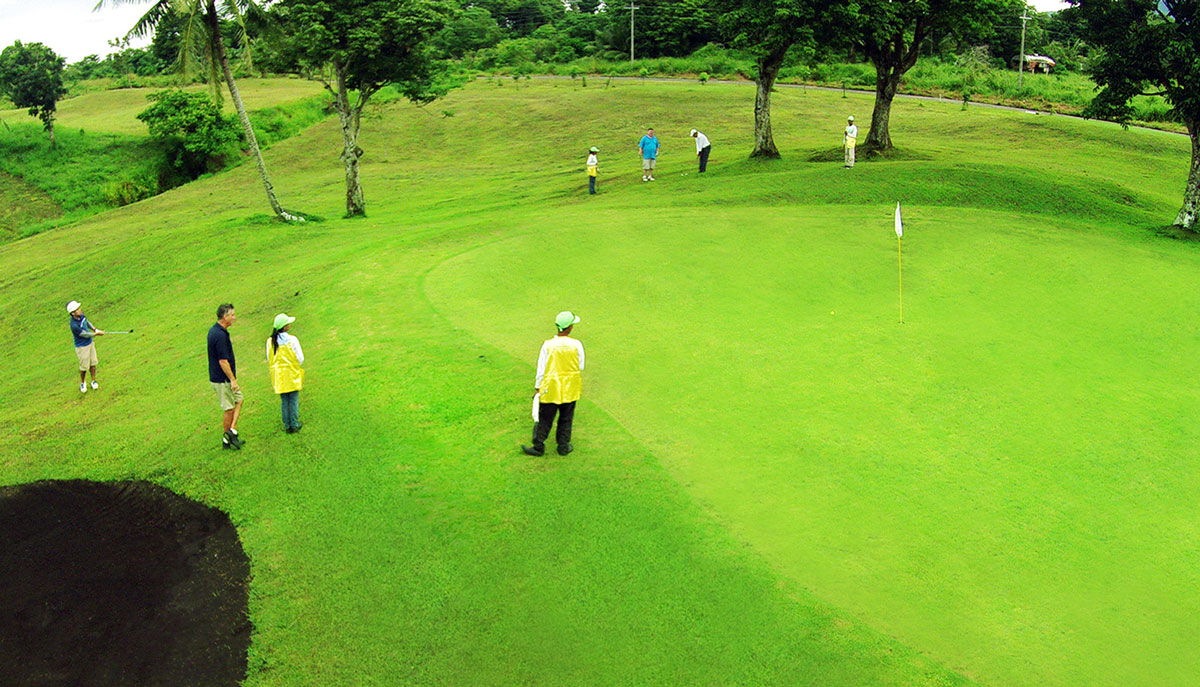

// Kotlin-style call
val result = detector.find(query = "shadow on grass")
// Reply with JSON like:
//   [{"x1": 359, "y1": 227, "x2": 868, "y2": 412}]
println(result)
[
  {"x1": 806, "y1": 146, "x2": 934, "y2": 163},
  {"x1": 1149, "y1": 223, "x2": 1200, "y2": 242}
]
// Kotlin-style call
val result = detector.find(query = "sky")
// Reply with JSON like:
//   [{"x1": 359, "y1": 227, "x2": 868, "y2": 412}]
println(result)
[{"x1": 1, "y1": 0, "x2": 1074, "y2": 64}]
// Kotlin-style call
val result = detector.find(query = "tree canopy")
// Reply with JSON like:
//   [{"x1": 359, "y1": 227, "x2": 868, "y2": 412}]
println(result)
[
  {"x1": 0, "y1": 41, "x2": 68, "y2": 145},
  {"x1": 1071, "y1": 0, "x2": 1200, "y2": 228}
]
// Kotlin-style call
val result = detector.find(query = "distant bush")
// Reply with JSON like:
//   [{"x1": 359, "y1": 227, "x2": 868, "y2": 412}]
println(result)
[{"x1": 137, "y1": 89, "x2": 241, "y2": 179}]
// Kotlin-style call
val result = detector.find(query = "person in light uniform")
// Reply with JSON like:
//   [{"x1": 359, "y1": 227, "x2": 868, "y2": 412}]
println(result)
[
  {"x1": 844, "y1": 115, "x2": 858, "y2": 169},
  {"x1": 523, "y1": 311, "x2": 585, "y2": 457}
]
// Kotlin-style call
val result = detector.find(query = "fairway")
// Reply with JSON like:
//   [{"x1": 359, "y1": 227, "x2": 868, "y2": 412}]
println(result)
[{"x1": 0, "y1": 80, "x2": 1196, "y2": 686}]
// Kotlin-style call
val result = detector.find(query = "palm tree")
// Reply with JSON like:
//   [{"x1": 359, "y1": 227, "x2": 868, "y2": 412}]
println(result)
[{"x1": 96, "y1": 0, "x2": 294, "y2": 220}]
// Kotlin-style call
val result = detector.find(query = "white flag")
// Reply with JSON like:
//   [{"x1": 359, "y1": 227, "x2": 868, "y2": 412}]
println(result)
[{"x1": 895, "y1": 202, "x2": 904, "y2": 238}]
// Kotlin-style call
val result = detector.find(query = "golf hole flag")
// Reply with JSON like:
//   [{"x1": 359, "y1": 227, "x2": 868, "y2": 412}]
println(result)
[{"x1": 895, "y1": 201, "x2": 904, "y2": 323}]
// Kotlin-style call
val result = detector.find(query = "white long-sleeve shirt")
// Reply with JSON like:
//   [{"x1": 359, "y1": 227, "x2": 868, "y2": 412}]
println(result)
[
  {"x1": 266, "y1": 331, "x2": 304, "y2": 364},
  {"x1": 694, "y1": 132, "x2": 710, "y2": 153},
  {"x1": 534, "y1": 336, "x2": 585, "y2": 389}
]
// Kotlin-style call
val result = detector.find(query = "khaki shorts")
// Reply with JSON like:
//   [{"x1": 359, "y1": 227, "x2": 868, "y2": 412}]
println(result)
[
  {"x1": 75, "y1": 343, "x2": 98, "y2": 371},
  {"x1": 212, "y1": 382, "x2": 244, "y2": 411},
  {"x1": 642, "y1": 157, "x2": 657, "y2": 171}
]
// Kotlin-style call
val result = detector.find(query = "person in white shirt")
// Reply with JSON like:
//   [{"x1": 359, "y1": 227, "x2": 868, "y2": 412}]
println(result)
[
  {"x1": 266, "y1": 313, "x2": 305, "y2": 434},
  {"x1": 523, "y1": 311, "x2": 585, "y2": 457},
  {"x1": 691, "y1": 128, "x2": 711, "y2": 173},
  {"x1": 586, "y1": 146, "x2": 599, "y2": 195},
  {"x1": 844, "y1": 116, "x2": 858, "y2": 169}
]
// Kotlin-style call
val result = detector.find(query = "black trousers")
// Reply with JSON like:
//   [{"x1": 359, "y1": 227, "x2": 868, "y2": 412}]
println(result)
[
  {"x1": 698, "y1": 145, "x2": 711, "y2": 172},
  {"x1": 532, "y1": 401, "x2": 576, "y2": 450}
]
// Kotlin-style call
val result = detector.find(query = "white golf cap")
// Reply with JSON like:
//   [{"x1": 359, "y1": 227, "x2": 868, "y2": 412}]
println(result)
[
  {"x1": 690, "y1": 128, "x2": 698, "y2": 136},
  {"x1": 67, "y1": 300, "x2": 81, "y2": 313},
  {"x1": 848, "y1": 115, "x2": 854, "y2": 121}
]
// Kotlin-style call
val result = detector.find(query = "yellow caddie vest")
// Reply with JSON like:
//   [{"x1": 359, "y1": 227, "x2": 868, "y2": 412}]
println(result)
[
  {"x1": 587, "y1": 164, "x2": 598, "y2": 177},
  {"x1": 269, "y1": 338, "x2": 304, "y2": 393},
  {"x1": 845, "y1": 127, "x2": 858, "y2": 148},
  {"x1": 539, "y1": 337, "x2": 582, "y2": 404}
]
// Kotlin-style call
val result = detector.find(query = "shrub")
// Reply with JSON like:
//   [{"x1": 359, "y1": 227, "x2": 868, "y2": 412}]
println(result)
[{"x1": 137, "y1": 89, "x2": 240, "y2": 179}]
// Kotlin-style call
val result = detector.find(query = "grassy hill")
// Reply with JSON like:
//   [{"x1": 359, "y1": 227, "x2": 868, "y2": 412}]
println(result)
[
  {"x1": 0, "y1": 80, "x2": 1195, "y2": 686},
  {"x1": 0, "y1": 78, "x2": 326, "y2": 239}
]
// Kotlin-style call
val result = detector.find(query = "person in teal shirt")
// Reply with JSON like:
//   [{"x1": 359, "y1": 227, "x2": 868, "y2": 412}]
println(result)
[{"x1": 638, "y1": 128, "x2": 660, "y2": 182}]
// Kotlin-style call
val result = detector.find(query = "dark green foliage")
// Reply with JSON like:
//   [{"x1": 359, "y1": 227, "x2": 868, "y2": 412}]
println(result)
[
  {"x1": 434, "y1": 6, "x2": 506, "y2": 59},
  {"x1": 63, "y1": 48, "x2": 165, "y2": 81},
  {"x1": 1072, "y1": 0, "x2": 1199, "y2": 126},
  {"x1": 136, "y1": 89, "x2": 240, "y2": 178},
  {"x1": 0, "y1": 42, "x2": 68, "y2": 142}
]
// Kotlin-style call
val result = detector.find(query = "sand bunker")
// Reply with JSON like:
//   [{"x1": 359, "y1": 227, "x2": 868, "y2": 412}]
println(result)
[{"x1": 0, "y1": 480, "x2": 250, "y2": 686}]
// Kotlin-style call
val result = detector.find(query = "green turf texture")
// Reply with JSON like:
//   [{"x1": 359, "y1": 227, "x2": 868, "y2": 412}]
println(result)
[{"x1": 0, "y1": 80, "x2": 1196, "y2": 686}]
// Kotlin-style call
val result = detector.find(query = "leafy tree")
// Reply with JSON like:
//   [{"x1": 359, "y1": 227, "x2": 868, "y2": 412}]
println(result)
[
  {"x1": 0, "y1": 42, "x2": 68, "y2": 146},
  {"x1": 434, "y1": 6, "x2": 505, "y2": 59},
  {"x1": 272, "y1": 0, "x2": 456, "y2": 217},
  {"x1": 604, "y1": 0, "x2": 722, "y2": 58},
  {"x1": 137, "y1": 89, "x2": 240, "y2": 179},
  {"x1": 96, "y1": 0, "x2": 298, "y2": 221},
  {"x1": 843, "y1": 0, "x2": 1015, "y2": 151},
  {"x1": 473, "y1": 0, "x2": 566, "y2": 36},
  {"x1": 1070, "y1": 0, "x2": 1200, "y2": 228},
  {"x1": 722, "y1": 0, "x2": 833, "y2": 158}
]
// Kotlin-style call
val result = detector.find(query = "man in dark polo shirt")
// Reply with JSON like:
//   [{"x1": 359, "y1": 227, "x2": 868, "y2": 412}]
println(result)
[{"x1": 207, "y1": 303, "x2": 245, "y2": 450}]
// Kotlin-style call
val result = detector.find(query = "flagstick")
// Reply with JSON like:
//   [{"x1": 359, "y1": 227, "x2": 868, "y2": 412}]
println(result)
[{"x1": 897, "y1": 235, "x2": 904, "y2": 324}]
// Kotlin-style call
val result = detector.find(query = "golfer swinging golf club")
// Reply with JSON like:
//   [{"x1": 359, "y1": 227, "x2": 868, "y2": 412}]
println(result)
[
  {"x1": 67, "y1": 300, "x2": 104, "y2": 393},
  {"x1": 523, "y1": 311, "x2": 585, "y2": 457}
]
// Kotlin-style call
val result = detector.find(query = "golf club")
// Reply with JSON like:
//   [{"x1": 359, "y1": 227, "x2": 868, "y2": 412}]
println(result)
[{"x1": 104, "y1": 330, "x2": 135, "y2": 334}]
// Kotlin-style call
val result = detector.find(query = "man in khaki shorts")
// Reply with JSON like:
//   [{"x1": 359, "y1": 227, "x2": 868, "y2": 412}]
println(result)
[
  {"x1": 207, "y1": 303, "x2": 245, "y2": 450},
  {"x1": 638, "y1": 128, "x2": 660, "y2": 181},
  {"x1": 67, "y1": 300, "x2": 104, "y2": 394}
]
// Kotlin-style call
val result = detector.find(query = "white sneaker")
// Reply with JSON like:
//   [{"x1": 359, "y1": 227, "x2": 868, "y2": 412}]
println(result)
[
  {"x1": 649, "y1": 176, "x2": 656, "y2": 181},
  {"x1": 80, "y1": 383, "x2": 87, "y2": 394},
  {"x1": 642, "y1": 176, "x2": 647, "y2": 182},
  {"x1": 91, "y1": 381, "x2": 99, "y2": 390}
]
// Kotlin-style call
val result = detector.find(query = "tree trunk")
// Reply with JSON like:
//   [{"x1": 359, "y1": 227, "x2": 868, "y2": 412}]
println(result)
[
  {"x1": 1175, "y1": 120, "x2": 1199, "y2": 229},
  {"x1": 335, "y1": 65, "x2": 366, "y2": 218},
  {"x1": 48, "y1": 118, "x2": 55, "y2": 149},
  {"x1": 205, "y1": 2, "x2": 285, "y2": 219},
  {"x1": 751, "y1": 48, "x2": 787, "y2": 159},
  {"x1": 865, "y1": 63, "x2": 899, "y2": 151}
]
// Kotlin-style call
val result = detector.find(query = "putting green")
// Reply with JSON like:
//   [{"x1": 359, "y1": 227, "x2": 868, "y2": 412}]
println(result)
[{"x1": 426, "y1": 202, "x2": 1200, "y2": 687}]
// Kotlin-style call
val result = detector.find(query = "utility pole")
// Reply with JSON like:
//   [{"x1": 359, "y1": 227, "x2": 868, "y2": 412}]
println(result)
[
  {"x1": 1018, "y1": 12, "x2": 1030, "y2": 89},
  {"x1": 629, "y1": 3, "x2": 639, "y2": 63}
]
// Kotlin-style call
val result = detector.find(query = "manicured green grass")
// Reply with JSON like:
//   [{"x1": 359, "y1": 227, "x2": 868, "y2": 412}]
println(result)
[{"x1": 0, "y1": 80, "x2": 1196, "y2": 686}]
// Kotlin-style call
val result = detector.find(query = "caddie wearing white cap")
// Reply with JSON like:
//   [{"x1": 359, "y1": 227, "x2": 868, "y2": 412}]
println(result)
[
  {"x1": 844, "y1": 115, "x2": 858, "y2": 169},
  {"x1": 523, "y1": 311, "x2": 585, "y2": 457},
  {"x1": 266, "y1": 313, "x2": 305, "y2": 434},
  {"x1": 67, "y1": 300, "x2": 104, "y2": 394}
]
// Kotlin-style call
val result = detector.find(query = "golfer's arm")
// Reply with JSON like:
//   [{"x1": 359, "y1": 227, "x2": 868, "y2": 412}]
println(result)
[{"x1": 219, "y1": 359, "x2": 236, "y2": 384}]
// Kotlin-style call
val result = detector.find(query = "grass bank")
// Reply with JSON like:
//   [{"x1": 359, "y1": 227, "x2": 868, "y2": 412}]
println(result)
[{"x1": 0, "y1": 78, "x2": 330, "y2": 240}]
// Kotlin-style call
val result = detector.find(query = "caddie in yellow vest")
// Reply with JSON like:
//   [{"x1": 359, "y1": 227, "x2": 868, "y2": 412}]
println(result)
[
  {"x1": 844, "y1": 115, "x2": 858, "y2": 169},
  {"x1": 266, "y1": 313, "x2": 305, "y2": 434},
  {"x1": 523, "y1": 311, "x2": 585, "y2": 457}
]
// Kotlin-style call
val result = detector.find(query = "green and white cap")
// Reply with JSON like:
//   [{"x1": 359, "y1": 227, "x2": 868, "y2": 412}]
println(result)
[
  {"x1": 555, "y1": 311, "x2": 581, "y2": 331},
  {"x1": 590, "y1": 146, "x2": 599, "y2": 152},
  {"x1": 273, "y1": 313, "x2": 296, "y2": 330}
]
